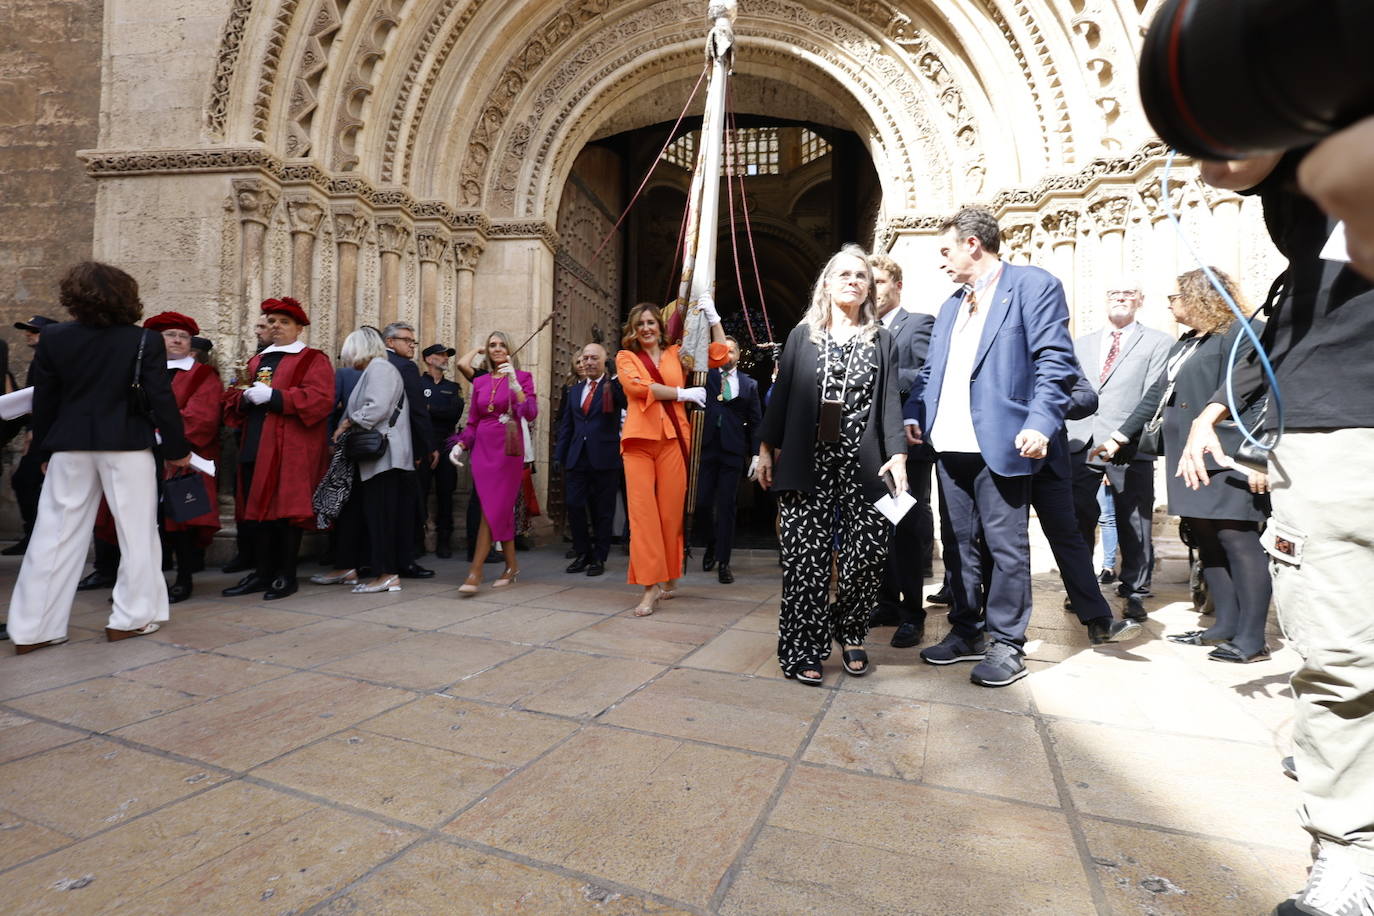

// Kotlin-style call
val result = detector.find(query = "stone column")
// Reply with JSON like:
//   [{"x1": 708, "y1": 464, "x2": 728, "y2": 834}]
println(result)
[
  {"x1": 1201, "y1": 183, "x2": 1244, "y2": 278},
  {"x1": 332, "y1": 207, "x2": 370, "y2": 350},
  {"x1": 453, "y1": 237, "x2": 485, "y2": 353},
  {"x1": 231, "y1": 178, "x2": 279, "y2": 366},
  {"x1": 1138, "y1": 179, "x2": 1184, "y2": 328},
  {"x1": 415, "y1": 229, "x2": 450, "y2": 345},
  {"x1": 1089, "y1": 195, "x2": 1131, "y2": 294},
  {"x1": 1041, "y1": 208, "x2": 1079, "y2": 332},
  {"x1": 285, "y1": 197, "x2": 325, "y2": 305},
  {"x1": 375, "y1": 217, "x2": 410, "y2": 329}
]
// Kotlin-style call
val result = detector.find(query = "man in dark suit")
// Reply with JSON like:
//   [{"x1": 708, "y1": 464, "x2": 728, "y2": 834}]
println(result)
[
  {"x1": 903, "y1": 207, "x2": 1077, "y2": 688},
  {"x1": 869, "y1": 254, "x2": 936, "y2": 647},
  {"x1": 382, "y1": 321, "x2": 435, "y2": 578},
  {"x1": 554, "y1": 342, "x2": 626, "y2": 577},
  {"x1": 4, "y1": 315, "x2": 59, "y2": 556},
  {"x1": 418, "y1": 343, "x2": 464, "y2": 558},
  {"x1": 1066, "y1": 285, "x2": 1173, "y2": 620},
  {"x1": 695, "y1": 337, "x2": 763, "y2": 584}
]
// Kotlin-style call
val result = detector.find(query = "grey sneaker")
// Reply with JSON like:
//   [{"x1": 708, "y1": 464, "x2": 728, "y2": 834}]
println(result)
[
  {"x1": 919, "y1": 630, "x2": 987, "y2": 666},
  {"x1": 1288, "y1": 846, "x2": 1374, "y2": 916},
  {"x1": 970, "y1": 641, "x2": 1028, "y2": 688}
]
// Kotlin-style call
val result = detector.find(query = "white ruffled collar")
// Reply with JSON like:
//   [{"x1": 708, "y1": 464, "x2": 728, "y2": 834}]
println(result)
[{"x1": 259, "y1": 340, "x2": 306, "y2": 356}]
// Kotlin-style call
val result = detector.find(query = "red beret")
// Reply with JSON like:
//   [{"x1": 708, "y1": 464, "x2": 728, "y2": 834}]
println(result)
[
  {"x1": 144, "y1": 311, "x2": 200, "y2": 335},
  {"x1": 260, "y1": 296, "x2": 310, "y2": 326}
]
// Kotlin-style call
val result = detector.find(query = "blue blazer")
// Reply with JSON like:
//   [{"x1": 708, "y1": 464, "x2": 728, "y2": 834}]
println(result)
[
  {"x1": 554, "y1": 375, "x2": 626, "y2": 472},
  {"x1": 904, "y1": 262, "x2": 1077, "y2": 478},
  {"x1": 702, "y1": 368, "x2": 763, "y2": 461}
]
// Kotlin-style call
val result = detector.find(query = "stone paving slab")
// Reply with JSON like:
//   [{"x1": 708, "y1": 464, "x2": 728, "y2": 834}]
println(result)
[{"x1": 0, "y1": 547, "x2": 1309, "y2": 913}]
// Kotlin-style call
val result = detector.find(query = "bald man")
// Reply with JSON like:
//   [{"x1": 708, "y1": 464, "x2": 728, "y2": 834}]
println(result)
[{"x1": 554, "y1": 342, "x2": 626, "y2": 576}]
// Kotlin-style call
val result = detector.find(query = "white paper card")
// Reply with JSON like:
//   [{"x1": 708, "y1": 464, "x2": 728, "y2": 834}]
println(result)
[
  {"x1": 0, "y1": 387, "x2": 33, "y2": 420},
  {"x1": 1321, "y1": 221, "x2": 1352, "y2": 263},
  {"x1": 873, "y1": 490, "x2": 917, "y2": 525},
  {"x1": 188, "y1": 452, "x2": 216, "y2": 477}
]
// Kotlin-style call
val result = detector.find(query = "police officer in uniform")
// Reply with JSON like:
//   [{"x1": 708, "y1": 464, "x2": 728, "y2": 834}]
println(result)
[
  {"x1": 4, "y1": 315, "x2": 59, "y2": 556},
  {"x1": 418, "y1": 344, "x2": 464, "y2": 558}
]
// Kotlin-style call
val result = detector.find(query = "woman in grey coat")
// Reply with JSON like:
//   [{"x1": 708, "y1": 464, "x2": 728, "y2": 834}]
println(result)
[{"x1": 313, "y1": 327, "x2": 417, "y2": 593}]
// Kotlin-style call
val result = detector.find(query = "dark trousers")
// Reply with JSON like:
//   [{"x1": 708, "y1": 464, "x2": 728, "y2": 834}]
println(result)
[
  {"x1": 336, "y1": 468, "x2": 418, "y2": 574},
  {"x1": 565, "y1": 458, "x2": 617, "y2": 563},
  {"x1": 879, "y1": 457, "x2": 933, "y2": 624},
  {"x1": 1072, "y1": 452, "x2": 1155, "y2": 597},
  {"x1": 240, "y1": 461, "x2": 304, "y2": 583},
  {"x1": 938, "y1": 453, "x2": 1033, "y2": 648},
  {"x1": 417, "y1": 454, "x2": 457, "y2": 539},
  {"x1": 694, "y1": 450, "x2": 743, "y2": 567},
  {"x1": 1033, "y1": 466, "x2": 1113, "y2": 624},
  {"x1": 11, "y1": 450, "x2": 43, "y2": 538}
]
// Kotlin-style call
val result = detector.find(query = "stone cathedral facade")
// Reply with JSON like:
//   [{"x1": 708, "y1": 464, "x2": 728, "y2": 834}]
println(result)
[{"x1": 2, "y1": 0, "x2": 1284, "y2": 505}]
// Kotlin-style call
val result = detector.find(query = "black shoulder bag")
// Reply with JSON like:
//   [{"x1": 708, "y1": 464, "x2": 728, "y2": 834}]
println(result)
[
  {"x1": 128, "y1": 329, "x2": 157, "y2": 426},
  {"x1": 344, "y1": 393, "x2": 404, "y2": 461}
]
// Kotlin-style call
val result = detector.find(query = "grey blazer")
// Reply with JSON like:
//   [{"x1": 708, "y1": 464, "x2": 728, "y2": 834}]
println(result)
[
  {"x1": 346, "y1": 357, "x2": 414, "y2": 480},
  {"x1": 1066, "y1": 323, "x2": 1173, "y2": 459}
]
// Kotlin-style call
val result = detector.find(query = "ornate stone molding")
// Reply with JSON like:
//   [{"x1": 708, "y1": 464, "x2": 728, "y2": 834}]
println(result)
[
  {"x1": 1087, "y1": 195, "x2": 1130, "y2": 232},
  {"x1": 253, "y1": 1, "x2": 306, "y2": 143},
  {"x1": 80, "y1": 147, "x2": 283, "y2": 176},
  {"x1": 991, "y1": 140, "x2": 1171, "y2": 210},
  {"x1": 489, "y1": 220, "x2": 559, "y2": 249},
  {"x1": 206, "y1": 0, "x2": 255, "y2": 138}
]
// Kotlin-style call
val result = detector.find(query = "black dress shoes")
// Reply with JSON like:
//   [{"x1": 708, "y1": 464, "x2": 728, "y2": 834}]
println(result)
[
  {"x1": 890, "y1": 621, "x2": 924, "y2": 648},
  {"x1": 702, "y1": 548, "x2": 716, "y2": 572},
  {"x1": 586, "y1": 561, "x2": 605, "y2": 577},
  {"x1": 1098, "y1": 569, "x2": 1117, "y2": 584},
  {"x1": 1123, "y1": 597, "x2": 1148, "y2": 621},
  {"x1": 1166, "y1": 629, "x2": 1226, "y2": 646},
  {"x1": 1062, "y1": 596, "x2": 1074, "y2": 612},
  {"x1": 167, "y1": 580, "x2": 193, "y2": 605},
  {"x1": 717, "y1": 564, "x2": 734, "y2": 584},
  {"x1": 263, "y1": 576, "x2": 298, "y2": 601},
  {"x1": 566, "y1": 556, "x2": 590, "y2": 574},
  {"x1": 1087, "y1": 617, "x2": 1142, "y2": 645},
  {"x1": 78, "y1": 571, "x2": 118, "y2": 591},
  {"x1": 1208, "y1": 642, "x2": 1272, "y2": 664},
  {"x1": 926, "y1": 585, "x2": 953, "y2": 606},
  {"x1": 222, "y1": 574, "x2": 271, "y2": 597},
  {"x1": 221, "y1": 554, "x2": 251, "y2": 574},
  {"x1": 399, "y1": 564, "x2": 435, "y2": 579}
]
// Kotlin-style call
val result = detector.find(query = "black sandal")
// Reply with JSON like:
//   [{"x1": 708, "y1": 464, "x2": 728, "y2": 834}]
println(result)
[
  {"x1": 784, "y1": 663, "x2": 824, "y2": 685},
  {"x1": 841, "y1": 647, "x2": 870, "y2": 677}
]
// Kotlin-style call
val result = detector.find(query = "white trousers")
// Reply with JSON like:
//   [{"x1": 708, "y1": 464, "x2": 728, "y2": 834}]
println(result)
[{"x1": 7, "y1": 450, "x2": 168, "y2": 645}]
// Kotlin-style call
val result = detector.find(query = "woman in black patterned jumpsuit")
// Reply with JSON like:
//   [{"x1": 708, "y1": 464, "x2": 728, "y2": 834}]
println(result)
[{"x1": 757, "y1": 245, "x2": 910, "y2": 683}]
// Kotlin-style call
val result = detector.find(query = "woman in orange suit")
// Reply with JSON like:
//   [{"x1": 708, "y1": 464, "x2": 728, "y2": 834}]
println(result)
[{"x1": 616, "y1": 302, "x2": 727, "y2": 617}]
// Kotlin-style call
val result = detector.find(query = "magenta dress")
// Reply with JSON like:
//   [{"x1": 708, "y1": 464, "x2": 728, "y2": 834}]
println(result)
[{"x1": 452, "y1": 370, "x2": 537, "y2": 541}]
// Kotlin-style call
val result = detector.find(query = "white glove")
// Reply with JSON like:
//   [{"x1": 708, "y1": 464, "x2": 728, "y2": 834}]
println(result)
[
  {"x1": 448, "y1": 443, "x2": 465, "y2": 467},
  {"x1": 676, "y1": 386, "x2": 707, "y2": 408},
  {"x1": 698, "y1": 297, "x2": 722, "y2": 326},
  {"x1": 496, "y1": 363, "x2": 517, "y2": 378},
  {"x1": 747, "y1": 455, "x2": 760, "y2": 480},
  {"x1": 243, "y1": 382, "x2": 273, "y2": 405}
]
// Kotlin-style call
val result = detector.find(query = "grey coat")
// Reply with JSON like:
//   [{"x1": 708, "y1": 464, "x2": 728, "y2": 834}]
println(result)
[
  {"x1": 347, "y1": 357, "x2": 413, "y2": 481},
  {"x1": 1066, "y1": 323, "x2": 1173, "y2": 459}
]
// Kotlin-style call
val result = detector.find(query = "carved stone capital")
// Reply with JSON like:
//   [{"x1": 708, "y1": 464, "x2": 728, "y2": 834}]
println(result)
[
  {"x1": 1040, "y1": 208, "x2": 1080, "y2": 241},
  {"x1": 375, "y1": 217, "x2": 412, "y2": 255},
  {"x1": 285, "y1": 197, "x2": 325, "y2": 235},
  {"x1": 1138, "y1": 175, "x2": 1187, "y2": 220},
  {"x1": 332, "y1": 207, "x2": 371, "y2": 247},
  {"x1": 453, "y1": 237, "x2": 485, "y2": 271},
  {"x1": 1000, "y1": 223, "x2": 1035, "y2": 253},
  {"x1": 231, "y1": 178, "x2": 280, "y2": 227},
  {"x1": 1088, "y1": 196, "x2": 1131, "y2": 233},
  {"x1": 415, "y1": 229, "x2": 450, "y2": 264}
]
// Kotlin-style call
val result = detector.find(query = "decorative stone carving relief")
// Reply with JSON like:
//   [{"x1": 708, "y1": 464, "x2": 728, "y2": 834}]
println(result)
[
  {"x1": 332, "y1": 0, "x2": 409, "y2": 172},
  {"x1": 1087, "y1": 195, "x2": 1130, "y2": 232},
  {"x1": 285, "y1": 0, "x2": 348, "y2": 158},
  {"x1": 207, "y1": 0, "x2": 255, "y2": 138}
]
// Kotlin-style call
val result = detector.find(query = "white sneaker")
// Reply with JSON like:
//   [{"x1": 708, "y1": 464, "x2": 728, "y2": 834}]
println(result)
[{"x1": 1292, "y1": 846, "x2": 1374, "y2": 916}]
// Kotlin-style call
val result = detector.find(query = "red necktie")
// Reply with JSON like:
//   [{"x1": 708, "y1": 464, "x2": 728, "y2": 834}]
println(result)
[
  {"x1": 1099, "y1": 331, "x2": 1122, "y2": 383},
  {"x1": 581, "y1": 379, "x2": 597, "y2": 413}
]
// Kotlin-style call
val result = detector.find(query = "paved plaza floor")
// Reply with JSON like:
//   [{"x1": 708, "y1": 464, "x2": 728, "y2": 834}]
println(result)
[{"x1": 0, "y1": 544, "x2": 1308, "y2": 914}]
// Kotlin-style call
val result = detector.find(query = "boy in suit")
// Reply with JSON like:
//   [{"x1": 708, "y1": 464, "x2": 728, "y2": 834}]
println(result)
[{"x1": 695, "y1": 337, "x2": 763, "y2": 584}]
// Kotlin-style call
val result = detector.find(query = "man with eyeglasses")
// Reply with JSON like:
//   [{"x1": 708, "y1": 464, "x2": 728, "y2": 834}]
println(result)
[
  {"x1": 1066, "y1": 285, "x2": 1172, "y2": 621},
  {"x1": 383, "y1": 321, "x2": 437, "y2": 578}
]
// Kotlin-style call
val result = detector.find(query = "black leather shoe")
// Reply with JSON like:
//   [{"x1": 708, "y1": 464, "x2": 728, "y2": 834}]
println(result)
[
  {"x1": 1123, "y1": 597, "x2": 1148, "y2": 621},
  {"x1": 167, "y1": 580, "x2": 193, "y2": 604},
  {"x1": 220, "y1": 554, "x2": 251, "y2": 574},
  {"x1": 263, "y1": 576, "x2": 298, "y2": 600},
  {"x1": 1117, "y1": 582, "x2": 1153, "y2": 598},
  {"x1": 1166, "y1": 629, "x2": 1226, "y2": 646},
  {"x1": 78, "y1": 571, "x2": 118, "y2": 591},
  {"x1": 702, "y1": 548, "x2": 716, "y2": 572},
  {"x1": 222, "y1": 573, "x2": 271, "y2": 597},
  {"x1": 1, "y1": 539, "x2": 29, "y2": 556},
  {"x1": 717, "y1": 564, "x2": 734, "y2": 584},
  {"x1": 1087, "y1": 617, "x2": 1142, "y2": 645},
  {"x1": 585, "y1": 561, "x2": 605, "y2": 577},
  {"x1": 1208, "y1": 642, "x2": 1271, "y2": 664},
  {"x1": 399, "y1": 564, "x2": 435, "y2": 579},
  {"x1": 890, "y1": 621, "x2": 924, "y2": 648},
  {"x1": 566, "y1": 556, "x2": 590, "y2": 574},
  {"x1": 926, "y1": 585, "x2": 953, "y2": 606},
  {"x1": 1098, "y1": 569, "x2": 1117, "y2": 584},
  {"x1": 1062, "y1": 596, "x2": 1074, "y2": 612}
]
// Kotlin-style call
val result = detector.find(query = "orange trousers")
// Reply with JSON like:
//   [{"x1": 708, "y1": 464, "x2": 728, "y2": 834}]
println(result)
[{"x1": 622, "y1": 437, "x2": 686, "y2": 586}]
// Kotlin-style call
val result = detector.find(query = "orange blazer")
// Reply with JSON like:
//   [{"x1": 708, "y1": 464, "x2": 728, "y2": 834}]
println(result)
[{"x1": 616, "y1": 343, "x2": 728, "y2": 443}]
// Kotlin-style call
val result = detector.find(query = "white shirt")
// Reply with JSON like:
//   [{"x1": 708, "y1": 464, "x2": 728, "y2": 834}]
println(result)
[
  {"x1": 259, "y1": 340, "x2": 305, "y2": 356},
  {"x1": 879, "y1": 306, "x2": 903, "y2": 330},
  {"x1": 166, "y1": 356, "x2": 195, "y2": 371},
  {"x1": 719, "y1": 366, "x2": 738, "y2": 400},
  {"x1": 928, "y1": 268, "x2": 1002, "y2": 454},
  {"x1": 1098, "y1": 321, "x2": 1138, "y2": 379}
]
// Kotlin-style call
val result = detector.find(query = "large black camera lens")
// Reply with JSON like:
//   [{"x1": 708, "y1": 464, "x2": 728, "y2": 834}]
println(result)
[{"x1": 1139, "y1": 0, "x2": 1374, "y2": 160}]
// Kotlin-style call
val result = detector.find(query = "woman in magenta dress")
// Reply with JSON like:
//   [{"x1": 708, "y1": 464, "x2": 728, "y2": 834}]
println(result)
[{"x1": 449, "y1": 330, "x2": 537, "y2": 594}]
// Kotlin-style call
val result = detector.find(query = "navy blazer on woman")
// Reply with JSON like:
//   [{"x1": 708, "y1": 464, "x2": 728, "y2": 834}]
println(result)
[
  {"x1": 904, "y1": 262, "x2": 1077, "y2": 478},
  {"x1": 554, "y1": 374, "x2": 626, "y2": 472},
  {"x1": 702, "y1": 368, "x2": 762, "y2": 461}
]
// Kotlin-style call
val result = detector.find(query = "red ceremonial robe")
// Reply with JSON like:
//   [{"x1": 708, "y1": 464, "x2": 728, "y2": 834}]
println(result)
[
  {"x1": 163, "y1": 362, "x2": 223, "y2": 544},
  {"x1": 223, "y1": 347, "x2": 334, "y2": 528}
]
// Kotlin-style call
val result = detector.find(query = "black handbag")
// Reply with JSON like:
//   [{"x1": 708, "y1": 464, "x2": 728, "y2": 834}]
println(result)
[
  {"x1": 164, "y1": 472, "x2": 210, "y2": 522},
  {"x1": 128, "y1": 329, "x2": 156, "y2": 424},
  {"x1": 343, "y1": 395, "x2": 403, "y2": 461}
]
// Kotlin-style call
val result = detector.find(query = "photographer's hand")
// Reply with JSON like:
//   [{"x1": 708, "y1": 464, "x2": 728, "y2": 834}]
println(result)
[
  {"x1": 1198, "y1": 155, "x2": 1282, "y2": 192},
  {"x1": 1177, "y1": 403, "x2": 1231, "y2": 490},
  {"x1": 1299, "y1": 115, "x2": 1374, "y2": 282}
]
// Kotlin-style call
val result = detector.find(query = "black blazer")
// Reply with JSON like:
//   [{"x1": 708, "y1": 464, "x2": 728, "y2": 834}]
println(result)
[
  {"x1": 1042, "y1": 370, "x2": 1099, "y2": 480},
  {"x1": 387, "y1": 350, "x2": 434, "y2": 458},
  {"x1": 702, "y1": 368, "x2": 763, "y2": 460},
  {"x1": 31, "y1": 322, "x2": 188, "y2": 461},
  {"x1": 887, "y1": 309, "x2": 936, "y2": 461},
  {"x1": 759, "y1": 323, "x2": 908, "y2": 502},
  {"x1": 554, "y1": 375, "x2": 626, "y2": 471}
]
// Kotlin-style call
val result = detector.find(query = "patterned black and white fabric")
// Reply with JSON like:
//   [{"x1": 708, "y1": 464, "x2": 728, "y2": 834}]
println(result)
[
  {"x1": 777, "y1": 330, "x2": 889, "y2": 674},
  {"x1": 312, "y1": 436, "x2": 355, "y2": 529}
]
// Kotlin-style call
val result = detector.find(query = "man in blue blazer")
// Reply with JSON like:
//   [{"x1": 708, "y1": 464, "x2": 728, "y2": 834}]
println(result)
[
  {"x1": 554, "y1": 342, "x2": 626, "y2": 577},
  {"x1": 696, "y1": 337, "x2": 763, "y2": 584},
  {"x1": 903, "y1": 207, "x2": 1077, "y2": 687}
]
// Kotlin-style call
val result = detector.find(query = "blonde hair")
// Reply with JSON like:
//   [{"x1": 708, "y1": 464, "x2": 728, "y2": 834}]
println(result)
[
  {"x1": 339, "y1": 327, "x2": 386, "y2": 369},
  {"x1": 802, "y1": 244, "x2": 878, "y2": 345},
  {"x1": 620, "y1": 303, "x2": 666, "y2": 353},
  {"x1": 867, "y1": 252, "x2": 902, "y2": 286},
  {"x1": 480, "y1": 330, "x2": 520, "y2": 372}
]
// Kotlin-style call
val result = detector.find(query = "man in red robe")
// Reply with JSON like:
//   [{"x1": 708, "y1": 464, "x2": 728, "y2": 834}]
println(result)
[{"x1": 222, "y1": 297, "x2": 333, "y2": 600}]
